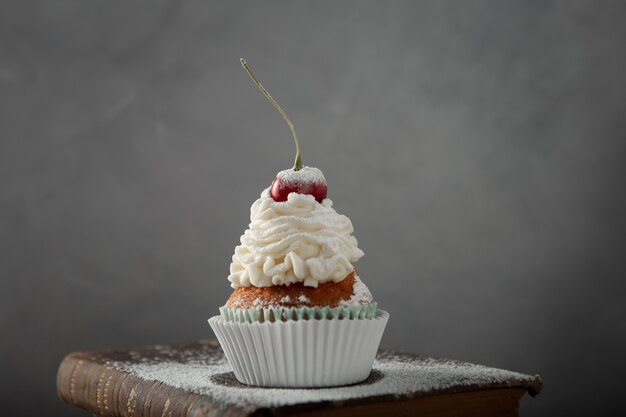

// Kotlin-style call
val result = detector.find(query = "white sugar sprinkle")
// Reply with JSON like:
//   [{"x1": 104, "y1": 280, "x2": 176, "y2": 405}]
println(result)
[
  {"x1": 113, "y1": 347, "x2": 537, "y2": 409},
  {"x1": 276, "y1": 166, "x2": 326, "y2": 185},
  {"x1": 339, "y1": 276, "x2": 374, "y2": 307}
]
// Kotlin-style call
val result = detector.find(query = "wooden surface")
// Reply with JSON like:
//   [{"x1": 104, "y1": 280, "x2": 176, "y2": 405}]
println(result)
[{"x1": 57, "y1": 340, "x2": 542, "y2": 417}]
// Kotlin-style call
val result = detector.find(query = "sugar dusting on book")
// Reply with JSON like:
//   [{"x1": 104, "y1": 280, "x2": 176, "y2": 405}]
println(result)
[{"x1": 111, "y1": 343, "x2": 538, "y2": 408}]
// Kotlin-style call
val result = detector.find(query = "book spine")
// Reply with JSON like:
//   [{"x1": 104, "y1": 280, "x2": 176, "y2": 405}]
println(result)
[{"x1": 56, "y1": 353, "x2": 223, "y2": 417}]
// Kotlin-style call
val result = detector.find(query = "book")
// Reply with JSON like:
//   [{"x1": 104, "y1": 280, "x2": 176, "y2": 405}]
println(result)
[{"x1": 57, "y1": 339, "x2": 542, "y2": 417}]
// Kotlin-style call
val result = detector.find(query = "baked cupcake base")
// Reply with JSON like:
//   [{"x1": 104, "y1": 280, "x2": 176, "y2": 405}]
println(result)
[
  {"x1": 208, "y1": 309, "x2": 389, "y2": 387},
  {"x1": 227, "y1": 272, "x2": 367, "y2": 309}
]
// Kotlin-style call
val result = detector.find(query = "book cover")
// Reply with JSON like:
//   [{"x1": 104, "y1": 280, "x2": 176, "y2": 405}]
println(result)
[{"x1": 57, "y1": 339, "x2": 542, "y2": 417}]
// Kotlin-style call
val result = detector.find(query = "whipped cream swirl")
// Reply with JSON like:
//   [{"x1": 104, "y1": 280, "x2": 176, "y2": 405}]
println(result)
[{"x1": 228, "y1": 189, "x2": 364, "y2": 288}]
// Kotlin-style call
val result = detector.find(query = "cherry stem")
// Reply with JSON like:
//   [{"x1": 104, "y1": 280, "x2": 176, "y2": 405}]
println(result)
[{"x1": 240, "y1": 58, "x2": 302, "y2": 171}]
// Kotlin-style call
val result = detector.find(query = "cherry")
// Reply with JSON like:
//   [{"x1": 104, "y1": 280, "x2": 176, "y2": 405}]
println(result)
[
  {"x1": 270, "y1": 172, "x2": 328, "y2": 203},
  {"x1": 240, "y1": 58, "x2": 327, "y2": 203}
]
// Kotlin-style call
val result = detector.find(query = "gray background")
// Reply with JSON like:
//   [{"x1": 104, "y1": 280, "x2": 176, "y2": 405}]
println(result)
[{"x1": 1, "y1": 1, "x2": 625, "y2": 416}]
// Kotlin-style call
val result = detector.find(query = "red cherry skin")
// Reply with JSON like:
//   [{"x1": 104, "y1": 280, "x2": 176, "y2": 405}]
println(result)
[
  {"x1": 307, "y1": 181, "x2": 328, "y2": 203},
  {"x1": 270, "y1": 176, "x2": 327, "y2": 203},
  {"x1": 269, "y1": 177, "x2": 290, "y2": 202}
]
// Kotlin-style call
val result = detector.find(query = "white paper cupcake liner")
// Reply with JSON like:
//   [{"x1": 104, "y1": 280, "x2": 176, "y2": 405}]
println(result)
[
  {"x1": 219, "y1": 302, "x2": 378, "y2": 323},
  {"x1": 208, "y1": 309, "x2": 389, "y2": 387}
]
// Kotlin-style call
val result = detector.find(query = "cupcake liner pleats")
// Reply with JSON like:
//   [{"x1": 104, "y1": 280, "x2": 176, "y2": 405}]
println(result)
[
  {"x1": 208, "y1": 309, "x2": 389, "y2": 387},
  {"x1": 219, "y1": 303, "x2": 378, "y2": 323}
]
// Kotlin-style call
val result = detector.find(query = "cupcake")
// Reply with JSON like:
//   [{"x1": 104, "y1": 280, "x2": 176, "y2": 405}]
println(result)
[{"x1": 208, "y1": 59, "x2": 388, "y2": 388}]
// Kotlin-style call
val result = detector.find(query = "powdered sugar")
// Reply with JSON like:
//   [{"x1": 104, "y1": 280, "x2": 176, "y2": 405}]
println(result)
[
  {"x1": 276, "y1": 166, "x2": 326, "y2": 185},
  {"x1": 339, "y1": 276, "x2": 374, "y2": 306},
  {"x1": 112, "y1": 343, "x2": 541, "y2": 409},
  {"x1": 297, "y1": 294, "x2": 310, "y2": 303}
]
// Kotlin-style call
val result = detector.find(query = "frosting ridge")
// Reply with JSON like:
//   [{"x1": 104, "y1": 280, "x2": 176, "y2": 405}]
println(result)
[{"x1": 228, "y1": 189, "x2": 364, "y2": 288}]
